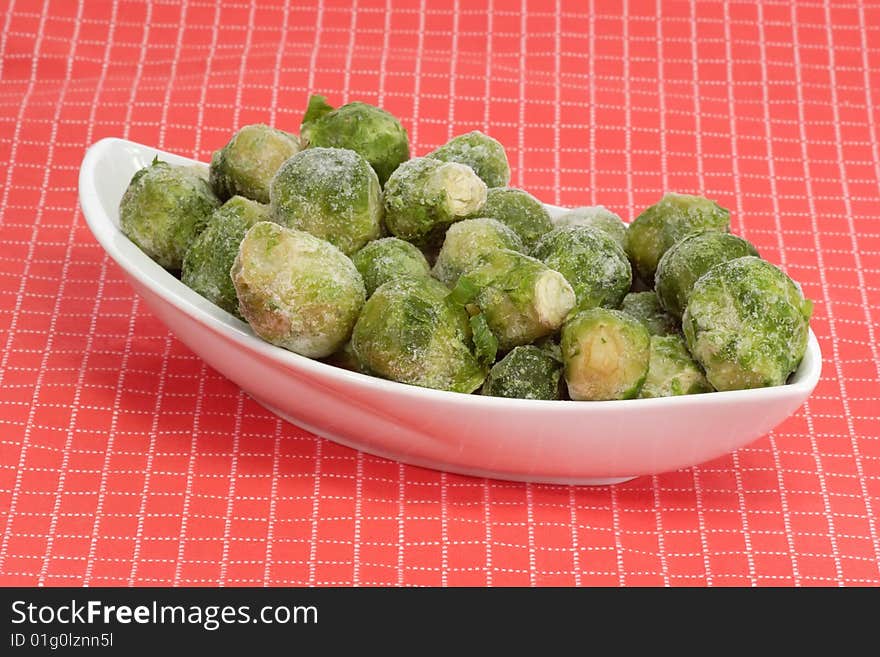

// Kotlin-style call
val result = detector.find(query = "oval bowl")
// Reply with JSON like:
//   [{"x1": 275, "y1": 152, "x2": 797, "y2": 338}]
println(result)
[{"x1": 78, "y1": 138, "x2": 822, "y2": 485}]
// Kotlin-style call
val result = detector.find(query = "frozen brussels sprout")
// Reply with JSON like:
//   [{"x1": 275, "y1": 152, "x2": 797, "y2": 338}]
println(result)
[
  {"x1": 482, "y1": 345, "x2": 563, "y2": 400},
  {"x1": 655, "y1": 231, "x2": 760, "y2": 319},
  {"x1": 452, "y1": 249, "x2": 576, "y2": 351},
  {"x1": 626, "y1": 193, "x2": 730, "y2": 284},
  {"x1": 432, "y1": 217, "x2": 524, "y2": 287},
  {"x1": 351, "y1": 277, "x2": 486, "y2": 393},
  {"x1": 682, "y1": 256, "x2": 812, "y2": 391},
  {"x1": 352, "y1": 237, "x2": 430, "y2": 297},
  {"x1": 231, "y1": 222, "x2": 365, "y2": 358},
  {"x1": 426, "y1": 131, "x2": 511, "y2": 188},
  {"x1": 119, "y1": 158, "x2": 220, "y2": 271},
  {"x1": 472, "y1": 187, "x2": 553, "y2": 250},
  {"x1": 270, "y1": 147, "x2": 383, "y2": 256},
  {"x1": 554, "y1": 205, "x2": 627, "y2": 251},
  {"x1": 383, "y1": 157, "x2": 487, "y2": 245},
  {"x1": 300, "y1": 94, "x2": 409, "y2": 185},
  {"x1": 181, "y1": 196, "x2": 271, "y2": 317},
  {"x1": 640, "y1": 335, "x2": 713, "y2": 398},
  {"x1": 209, "y1": 124, "x2": 302, "y2": 203},
  {"x1": 561, "y1": 308, "x2": 650, "y2": 401},
  {"x1": 533, "y1": 225, "x2": 632, "y2": 311},
  {"x1": 321, "y1": 340, "x2": 368, "y2": 374},
  {"x1": 620, "y1": 291, "x2": 679, "y2": 337}
]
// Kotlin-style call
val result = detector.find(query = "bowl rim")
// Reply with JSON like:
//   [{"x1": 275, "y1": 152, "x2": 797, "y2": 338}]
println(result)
[{"x1": 78, "y1": 136, "x2": 823, "y2": 412}]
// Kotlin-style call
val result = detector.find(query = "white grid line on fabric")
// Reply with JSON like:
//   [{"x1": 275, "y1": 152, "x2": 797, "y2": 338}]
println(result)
[
  {"x1": 0, "y1": 0, "x2": 17, "y2": 81},
  {"x1": 261, "y1": 418, "x2": 283, "y2": 586},
  {"x1": 117, "y1": 0, "x2": 164, "y2": 588},
  {"x1": 820, "y1": 0, "x2": 880, "y2": 577},
  {"x1": 773, "y1": 0, "x2": 844, "y2": 586},
  {"x1": 5, "y1": 1, "x2": 876, "y2": 21},
  {"x1": 117, "y1": 35, "x2": 167, "y2": 591},
  {"x1": 587, "y1": 0, "x2": 596, "y2": 203},
  {"x1": 36, "y1": 0, "x2": 113, "y2": 588},
  {"x1": 4, "y1": 69, "x2": 880, "y2": 105},
  {"x1": 171, "y1": 361, "x2": 205, "y2": 587},
  {"x1": 0, "y1": 0, "x2": 55, "y2": 574}
]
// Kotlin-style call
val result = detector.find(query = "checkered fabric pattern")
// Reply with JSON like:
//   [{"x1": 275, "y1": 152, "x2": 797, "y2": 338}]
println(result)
[{"x1": 0, "y1": 0, "x2": 878, "y2": 586}]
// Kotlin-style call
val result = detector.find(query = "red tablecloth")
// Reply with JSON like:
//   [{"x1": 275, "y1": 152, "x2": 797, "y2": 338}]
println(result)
[{"x1": 1, "y1": 0, "x2": 878, "y2": 587}]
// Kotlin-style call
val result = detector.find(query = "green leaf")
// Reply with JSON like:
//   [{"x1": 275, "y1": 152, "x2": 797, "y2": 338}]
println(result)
[
  {"x1": 301, "y1": 94, "x2": 335, "y2": 126},
  {"x1": 448, "y1": 275, "x2": 479, "y2": 306},
  {"x1": 470, "y1": 313, "x2": 498, "y2": 367}
]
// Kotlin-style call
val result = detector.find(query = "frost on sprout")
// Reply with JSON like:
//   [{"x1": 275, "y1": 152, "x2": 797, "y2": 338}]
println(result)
[
  {"x1": 654, "y1": 230, "x2": 760, "y2": 320},
  {"x1": 209, "y1": 124, "x2": 302, "y2": 204},
  {"x1": 482, "y1": 345, "x2": 563, "y2": 400},
  {"x1": 181, "y1": 195, "x2": 271, "y2": 317},
  {"x1": 682, "y1": 256, "x2": 812, "y2": 391},
  {"x1": 561, "y1": 308, "x2": 651, "y2": 401},
  {"x1": 432, "y1": 217, "x2": 524, "y2": 287},
  {"x1": 300, "y1": 95, "x2": 410, "y2": 186},
  {"x1": 471, "y1": 187, "x2": 553, "y2": 250},
  {"x1": 119, "y1": 159, "x2": 220, "y2": 271},
  {"x1": 352, "y1": 237, "x2": 430, "y2": 297},
  {"x1": 625, "y1": 192, "x2": 730, "y2": 284},
  {"x1": 426, "y1": 130, "x2": 511, "y2": 189},
  {"x1": 270, "y1": 147, "x2": 383, "y2": 256},
  {"x1": 554, "y1": 205, "x2": 627, "y2": 251},
  {"x1": 639, "y1": 335, "x2": 713, "y2": 398},
  {"x1": 231, "y1": 222, "x2": 365, "y2": 358},
  {"x1": 383, "y1": 157, "x2": 487, "y2": 245},
  {"x1": 533, "y1": 225, "x2": 631, "y2": 311},
  {"x1": 619, "y1": 291, "x2": 679, "y2": 337},
  {"x1": 350, "y1": 277, "x2": 486, "y2": 393},
  {"x1": 453, "y1": 249, "x2": 576, "y2": 351}
]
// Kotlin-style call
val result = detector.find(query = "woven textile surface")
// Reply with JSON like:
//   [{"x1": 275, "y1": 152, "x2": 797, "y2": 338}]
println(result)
[{"x1": 1, "y1": 0, "x2": 879, "y2": 586}]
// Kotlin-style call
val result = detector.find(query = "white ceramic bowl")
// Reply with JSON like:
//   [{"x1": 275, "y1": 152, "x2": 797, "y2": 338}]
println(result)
[{"x1": 78, "y1": 138, "x2": 822, "y2": 485}]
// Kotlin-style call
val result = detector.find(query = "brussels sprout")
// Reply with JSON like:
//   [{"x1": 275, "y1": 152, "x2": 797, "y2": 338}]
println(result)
[
  {"x1": 432, "y1": 217, "x2": 524, "y2": 287},
  {"x1": 270, "y1": 147, "x2": 383, "y2": 256},
  {"x1": 352, "y1": 237, "x2": 430, "y2": 297},
  {"x1": 119, "y1": 158, "x2": 220, "y2": 271},
  {"x1": 626, "y1": 192, "x2": 730, "y2": 284},
  {"x1": 482, "y1": 345, "x2": 563, "y2": 400},
  {"x1": 426, "y1": 131, "x2": 511, "y2": 188},
  {"x1": 383, "y1": 157, "x2": 487, "y2": 245},
  {"x1": 452, "y1": 249, "x2": 576, "y2": 351},
  {"x1": 181, "y1": 196, "x2": 271, "y2": 317},
  {"x1": 472, "y1": 187, "x2": 553, "y2": 250},
  {"x1": 655, "y1": 231, "x2": 760, "y2": 319},
  {"x1": 619, "y1": 291, "x2": 679, "y2": 337},
  {"x1": 231, "y1": 222, "x2": 365, "y2": 358},
  {"x1": 682, "y1": 256, "x2": 812, "y2": 391},
  {"x1": 209, "y1": 124, "x2": 302, "y2": 203},
  {"x1": 351, "y1": 277, "x2": 486, "y2": 393},
  {"x1": 554, "y1": 205, "x2": 627, "y2": 251},
  {"x1": 300, "y1": 95, "x2": 409, "y2": 185},
  {"x1": 561, "y1": 308, "x2": 650, "y2": 401},
  {"x1": 639, "y1": 335, "x2": 713, "y2": 398},
  {"x1": 321, "y1": 340, "x2": 367, "y2": 374},
  {"x1": 533, "y1": 225, "x2": 632, "y2": 311}
]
